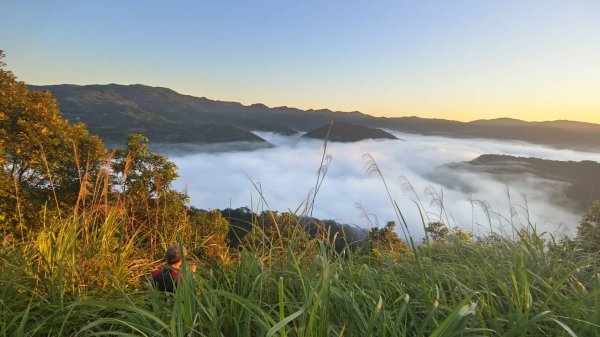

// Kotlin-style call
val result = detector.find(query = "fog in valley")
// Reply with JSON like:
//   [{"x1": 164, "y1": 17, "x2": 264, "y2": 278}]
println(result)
[{"x1": 168, "y1": 131, "x2": 600, "y2": 239}]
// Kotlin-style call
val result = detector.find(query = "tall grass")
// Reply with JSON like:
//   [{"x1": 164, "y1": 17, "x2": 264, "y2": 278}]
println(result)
[
  {"x1": 1, "y1": 213, "x2": 598, "y2": 336},
  {"x1": 1, "y1": 141, "x2": 598, "y2": 336}
]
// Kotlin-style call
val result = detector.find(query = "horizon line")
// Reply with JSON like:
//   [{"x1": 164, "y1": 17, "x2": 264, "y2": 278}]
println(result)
[{"x1": 29, "y1": 81, "x2": 600, "y2": 126}]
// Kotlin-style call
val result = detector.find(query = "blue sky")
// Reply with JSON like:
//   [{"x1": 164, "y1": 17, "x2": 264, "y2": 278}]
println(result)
[{"x1": 1, "y1": 0, "x2": 599, "y2": 122}]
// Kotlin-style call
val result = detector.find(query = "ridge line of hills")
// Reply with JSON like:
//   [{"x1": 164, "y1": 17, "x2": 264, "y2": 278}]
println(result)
[
  {"x1": 434, "y1": 154, "x2": 600, "y2": 212},
  {"x1": 30, "y1": 83, "x2": 600, "y2": 150}
]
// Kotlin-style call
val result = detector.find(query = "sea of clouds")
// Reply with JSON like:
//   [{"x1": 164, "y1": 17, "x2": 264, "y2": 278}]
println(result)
[{"x1": 168, "y1": 131, "x2": 600, "y2": 240}]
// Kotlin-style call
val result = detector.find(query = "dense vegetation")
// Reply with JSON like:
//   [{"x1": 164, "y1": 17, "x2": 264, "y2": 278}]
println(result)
[{"x1": 2, "y1": 52, "x2": 600, "y2": 336}]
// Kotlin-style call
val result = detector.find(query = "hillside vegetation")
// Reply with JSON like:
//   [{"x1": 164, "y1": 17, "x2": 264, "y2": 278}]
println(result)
[
  {"x1": 32, "y1": 84, "x2": 600, "y2": 150},
  {"x1": 436, "y1": 154, "x2": 600, "y2": 212},
  {"x1": 2, "y1": 52, "x2": 600, "y2": 336},
  {"x1": 303, "y1": 121, "x2": 399, "y2": 142}
]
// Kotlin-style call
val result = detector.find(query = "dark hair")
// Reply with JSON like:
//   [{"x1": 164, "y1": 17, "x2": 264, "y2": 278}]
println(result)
[{"x1": 165, "y1": 245, "x2": 182, "y2": 265}]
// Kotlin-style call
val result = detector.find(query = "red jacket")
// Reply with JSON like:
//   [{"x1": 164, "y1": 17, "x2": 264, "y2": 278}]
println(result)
[{"x1": 151, "y1": 267, "x2": 182, "y2": 292}]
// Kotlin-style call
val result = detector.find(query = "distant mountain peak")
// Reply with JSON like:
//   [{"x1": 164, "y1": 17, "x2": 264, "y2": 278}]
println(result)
[
  {"x1": 470, "y1": 117, "x2": 524, "y2": 124},
  {"x1": 303, "y1": 121, "x2": 398, "y2": 142}
]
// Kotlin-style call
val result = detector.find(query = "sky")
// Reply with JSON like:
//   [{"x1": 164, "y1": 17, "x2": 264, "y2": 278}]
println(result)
[
  {"x1": 1, "y1": 0, "x2": 599, "y2": 123},
  {"x1": 169, "y1": 131, "x2": 600, "y2": 239}
]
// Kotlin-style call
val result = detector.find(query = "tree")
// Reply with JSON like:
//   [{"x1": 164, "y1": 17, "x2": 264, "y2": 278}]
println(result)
[
  {"x1": 366, "y1": 221, "x2": 411, "y2": 258},
  {"x1": 222, "y1": 207, "x2": 255, "y2": 248},
  {"x1": 425, "y1": 221, "x2": 450, "y2": 242},
  {"x1": 0, "y1": 51, "x2": 106, "y2": 235},
  {"x1": 424, "y1": 221, "x2": 472, "y2": 245},
  {"x1": 112, "y1": 134, "x2": 187, "y2": 250},
  {"x1": 188, "y1": 208, "x2": 231, "y2": 265},
  {"x1": 113, "y1": 134, "x2": 179, "y2": 199},
  {"x1": 576, "y1": 200, "x2": 600, "y2": 253}
]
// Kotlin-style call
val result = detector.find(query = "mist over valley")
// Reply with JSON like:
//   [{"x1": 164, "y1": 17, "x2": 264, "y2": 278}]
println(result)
[
  {"x1": 26, "y1": 83, "x2": 600, "y2": 239},
  {"x1": 168, "y1": 130, "x2": 600, "y2": 239}
]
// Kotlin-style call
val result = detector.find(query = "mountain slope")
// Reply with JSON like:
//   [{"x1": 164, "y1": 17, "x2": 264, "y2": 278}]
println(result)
[
  {"x1": 29, "y1": 84, "x2": 291, "y2": 144},
  {"x1": 303, "y1": 122, "x2": 398, "y2": 142},
  {"x1": 373, "y1": 117, "x2": 600, "y2": 150},
  {"x1": 30, "y1": 84, "x2": 600, "y2": 150},
  {"x1": 434, "y1": 154, "x2": 600, "y2": 212}
]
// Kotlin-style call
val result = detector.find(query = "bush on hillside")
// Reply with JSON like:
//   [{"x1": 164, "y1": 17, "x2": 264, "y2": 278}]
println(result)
[{"x1": 576, "y1": 200, "x2": 600, "y2": 252}]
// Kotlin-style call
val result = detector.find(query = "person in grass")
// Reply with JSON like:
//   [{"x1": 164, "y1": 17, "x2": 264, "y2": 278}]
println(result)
[{"x1": 151, "y1": 245, "x2": 196, "y2": 292}]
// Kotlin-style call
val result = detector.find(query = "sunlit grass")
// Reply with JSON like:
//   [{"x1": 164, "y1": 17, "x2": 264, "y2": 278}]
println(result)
[
  {"x1": 1, "y1": 211, "x2": 598, "y2": 336},
  {"x1": 1, "y1": 134, "x2": 598, "y2": 336}
]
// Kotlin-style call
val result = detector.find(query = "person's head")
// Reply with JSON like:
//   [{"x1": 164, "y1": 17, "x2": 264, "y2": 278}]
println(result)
[{"x1": 165, "y1": 245, "x2": 186, "y2": 267}]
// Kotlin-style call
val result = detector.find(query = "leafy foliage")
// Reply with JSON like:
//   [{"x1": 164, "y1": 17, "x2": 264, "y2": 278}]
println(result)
[
  {"x1": 0, "y1": 51, "x2": 106, "y2": 235},
  {"x1": 187, "y1": 208, "x2": 232, "y2": 265},
  {"x1": 576, "y1": 200, "x2": 600, "y2": 252},
  {"x1": 112, "y1": 134, "x2": 188, "y2": 252},
  {"x1": 425, "y1": 221, "x2": 472, "y2": 245},
  {"x1": 366, "y1": 221, "x2": 411, "y2": 258}
]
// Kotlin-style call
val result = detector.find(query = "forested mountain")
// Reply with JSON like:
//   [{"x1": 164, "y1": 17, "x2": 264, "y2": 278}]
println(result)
[
  {"x1": 376, "y1": 117, "x2": 600, "y2": 151},
  {"x1": 28, "y1": 84, "x2": 291, "y2": 144},
  {"x1": 303, "y1": 121, "x2": 399, "y2": 142},
  {"x1": 435, "y1": 154, "x2": 600, "y2": 212},
  {"x1": 31, "y1": 84, "x2": 600, "y2": 150}
]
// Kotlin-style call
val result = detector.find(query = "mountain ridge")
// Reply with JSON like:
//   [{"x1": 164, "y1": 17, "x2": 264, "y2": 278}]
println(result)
[
  {"x1": 434, "y1": 154, "x2": 600, "y2": 212},
  {"x1": 303, "y1": 121, "x2": 399, "y2": 142},
  {"x1": 29, "y1": 83, "x2": 600, "y2": 150}
]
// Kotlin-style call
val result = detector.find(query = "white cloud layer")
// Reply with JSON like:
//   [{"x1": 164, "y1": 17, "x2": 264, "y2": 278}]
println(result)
[{"x1": 169, "y1": 132, "x2": 600, "y2": 240}]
